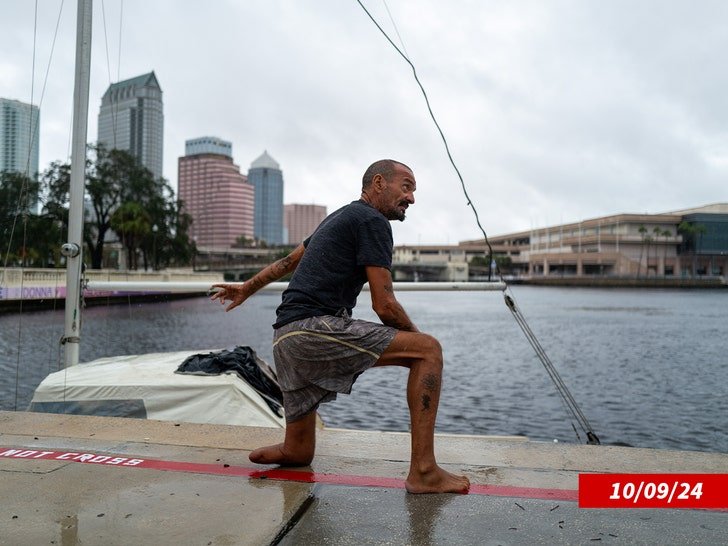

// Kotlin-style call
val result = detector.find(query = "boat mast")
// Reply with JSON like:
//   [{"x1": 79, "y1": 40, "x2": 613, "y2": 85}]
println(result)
[{"x1": 61, "y1": 0, "x2": 92, "y2": 368}]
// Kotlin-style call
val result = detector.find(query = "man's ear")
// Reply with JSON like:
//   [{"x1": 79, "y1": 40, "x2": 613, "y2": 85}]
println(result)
[{"x1": 372, "y1": 173, "x2": 386, "y2": 193}]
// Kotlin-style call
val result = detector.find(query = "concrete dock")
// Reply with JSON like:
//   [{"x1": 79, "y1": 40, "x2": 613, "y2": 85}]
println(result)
[{"x1": 1, "y1": 411, "x2": 726, "y2": 545}]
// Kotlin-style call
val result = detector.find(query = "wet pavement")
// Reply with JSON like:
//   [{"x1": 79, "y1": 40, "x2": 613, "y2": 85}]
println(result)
[
  {"x1": 1, "y1": 411, "x2": 726, "y2": 545},
  {"x1": 281, "y1": 485, "x2": 727, "y2": 545}
]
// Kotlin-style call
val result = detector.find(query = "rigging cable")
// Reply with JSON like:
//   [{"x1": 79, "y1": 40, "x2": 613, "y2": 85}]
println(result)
[
  {"x1": 101, "y1": 0, "x2": 124, "y2": 151},
  {"x1": 2, "y1": 0, "x2": 66, "y2": 274},
  {"x1": 355, "y1": 0, "x2": 600, "y2": 445},
  {"x1": 101, "y1": 0, "x2": 133, "y2": 351},
  {"x1": 0, "y1": 1, "x2": 70, "y2": 408},
  {"x1": 3, "y1": 1, "x2": 68, "y2": 409}
]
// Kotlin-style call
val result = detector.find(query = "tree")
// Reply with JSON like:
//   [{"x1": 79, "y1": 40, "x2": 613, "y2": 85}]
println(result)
[
  {"x1": 652, "y1": 226, "x2": 662, "y2": 273},
  {"x1": 42, "y1": 144, "x2": 194, "y2": 270},
  {"x1": 42, "y1": 145, "x2": 138, "y2": 268},
  {"x1": 637, "y1": 224, "x2": 648, "y2": 277},
  {"x1": 0, "y1": 171, "x2": 61, "y2": 267},
  {"x1": 156, "y1": 199, "x2": 195, "y2": 268},
  {"x1": 470, "y1": 254, "x2": 511, "y2": 275},
  {"x1": 678, "y1": 221, "x2": 708, "y2": 276},
  {"x1": 661, "y1": 229, "x2": 672, "y2": 276},
  {"x1": 111, "y1": 201, "x2": 151, "y2": 270},
  {"x1": 1, "y1": 172, "x2": 33, "y2": 265},
  {"x1": 234, "y1": 234, "x2": 254, "y2": 248}
]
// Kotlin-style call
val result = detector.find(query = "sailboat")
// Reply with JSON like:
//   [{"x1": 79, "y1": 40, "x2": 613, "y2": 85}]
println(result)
[{"x1": 27, "y1": 0, "x2": 285, "y2": 429}]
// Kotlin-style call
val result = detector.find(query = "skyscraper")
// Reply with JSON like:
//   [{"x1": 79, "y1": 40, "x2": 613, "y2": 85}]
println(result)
[
  {"x1": 248, "y1": 150, "x2": 284, "y2": 245},
  {"x1": 284, "y1": 204, "x2": 327, "y2": 245},
  {"x1": 97, "y1": 72, "x2": 164, "y2": 179},
  {"x1": 0, "y1": 98, "x2": 40, "y2": 178},
  {"x1": 178, "y1": 137, "x2": 254, "y2": 248}
]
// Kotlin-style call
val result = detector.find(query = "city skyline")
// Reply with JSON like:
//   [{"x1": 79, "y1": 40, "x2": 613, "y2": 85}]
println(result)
[
  {"x1": 3, "y1": 2, "x2": 728, "y2": 245},
  {"x1": 0, "y1": 98, "x2": 39, "y2": 179}
]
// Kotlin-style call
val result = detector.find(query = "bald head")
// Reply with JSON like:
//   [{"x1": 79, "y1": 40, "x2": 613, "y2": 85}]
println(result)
[
  {"x1": 362, "y1": 159, "x2": 413, "y2": 190},
  {"x1": 359, "y1": 159, "x2": 416, "y2": 221}
]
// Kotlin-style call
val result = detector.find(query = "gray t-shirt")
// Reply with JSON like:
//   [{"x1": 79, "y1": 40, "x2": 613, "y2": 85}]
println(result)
[{"x1": 273, "y1": 200, "x2": 393, "y2": 328}]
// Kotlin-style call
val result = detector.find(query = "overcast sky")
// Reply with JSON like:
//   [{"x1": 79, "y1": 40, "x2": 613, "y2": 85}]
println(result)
[{"x1": 2, "y1": 0, "x2": 727, "y2": 245}]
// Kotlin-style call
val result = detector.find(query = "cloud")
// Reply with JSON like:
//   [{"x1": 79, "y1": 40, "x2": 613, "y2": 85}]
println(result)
[{"x1": 3, "y1": 0, "x2": 726, "y2": 244}]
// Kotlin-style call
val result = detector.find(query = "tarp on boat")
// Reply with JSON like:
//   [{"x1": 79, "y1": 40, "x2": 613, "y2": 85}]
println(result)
[
  {"x1": 175, "y1": 346, "x2": 283, "y2": 417},
  {"x1": 28, "y1": 349, "x2": 285, "y2": 428}
]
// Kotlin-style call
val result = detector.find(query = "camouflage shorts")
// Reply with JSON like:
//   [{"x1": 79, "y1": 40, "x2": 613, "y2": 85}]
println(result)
[{"x1": 273, "y1": 313, "x2": 397, "y2": 422}]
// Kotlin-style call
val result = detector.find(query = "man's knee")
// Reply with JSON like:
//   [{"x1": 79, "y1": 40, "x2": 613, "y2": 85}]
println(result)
[
  {"x1": 378, "y1": 330, "x2": 442, "y2": 367},
  {"x1": 420, "y1": 334, "x2": 442, "y2": 371},
  {"x1": 417, "y1": 333, "x2": 443, "y2": 365}
]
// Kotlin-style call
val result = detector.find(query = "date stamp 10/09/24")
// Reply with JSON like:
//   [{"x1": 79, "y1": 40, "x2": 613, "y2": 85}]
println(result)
[{"x1": 578, "y1": 473, "x2": 728, "y2": 509}]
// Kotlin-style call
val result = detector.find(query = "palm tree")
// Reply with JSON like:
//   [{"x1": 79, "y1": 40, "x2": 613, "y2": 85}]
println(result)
[
  {"x1": 661, "y1": 229, "x2": 671, "y2": 276},
  {"x1": 111, "y1": 202, "x2": 151, "y2": 270},
  {"x1": 652, "y1": 226, "x2": 662, "y2": 275},
  {"x1": 638, "y1": 224, "x2": 648, "y2": 277},
  {"x1": 694, "y1": 224, "x2": 708, "y2": 275},
  {"x1": 677, "y1": 221, "x2": 708, "y2": 276}
]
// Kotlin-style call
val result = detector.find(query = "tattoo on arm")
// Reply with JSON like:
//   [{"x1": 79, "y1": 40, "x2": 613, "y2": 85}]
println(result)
[
  {"x1": 247, "y1": 276, "x2": 265, "y2": 293},
  {"x1": 246, "y1": 252, "x2": 299, "y2": 294},
  {"x1": 387, "y1": 300, "x2": 418, "y2": 332},
  {"x1": 389, "y1": 317, "x2": 416, "y2": 331},
  {"x1": 275, "y1": 255, "x2": 293, "y2": 276},
  {"x1": 368, "y1": 267, "x2": 418, "y2": 331}
]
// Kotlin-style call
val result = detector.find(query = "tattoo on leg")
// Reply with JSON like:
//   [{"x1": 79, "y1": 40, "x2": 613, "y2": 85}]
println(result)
[
  {"x1": 422, "y1": 373, "x2": 439, "y2": 392},
  {"x1": 420, "y1": 373, "x2": 438, "y2": 410}
]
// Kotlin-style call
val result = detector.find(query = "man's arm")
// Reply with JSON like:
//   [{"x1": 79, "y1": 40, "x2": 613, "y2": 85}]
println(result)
[
  {"x1": 211, "y1": 243, "x2": 306, "y2": 312},
  {"x1": 366, "y1": 265, "x2": 419, "y2": 332}
]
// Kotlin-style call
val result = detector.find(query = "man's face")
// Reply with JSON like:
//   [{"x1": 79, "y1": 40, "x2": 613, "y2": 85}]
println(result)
[{"x1": 380, "y1": 165, "x2": 416, "y2": 221}]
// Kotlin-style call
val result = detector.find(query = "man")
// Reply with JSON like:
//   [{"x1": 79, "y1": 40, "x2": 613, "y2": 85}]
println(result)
[{"x1": 211, "y1": 159, "x2": 470, "y2": 494}]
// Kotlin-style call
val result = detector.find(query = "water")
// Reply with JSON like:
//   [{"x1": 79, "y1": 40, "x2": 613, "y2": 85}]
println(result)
[{"x1": 2, "y1": 287, "x2": 727, "y2": 453}]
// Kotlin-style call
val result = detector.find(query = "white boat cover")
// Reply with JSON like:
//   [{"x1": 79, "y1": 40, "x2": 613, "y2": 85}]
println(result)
[{"x1": 29, "y1": 350, "x2": 285, "y2": 428}]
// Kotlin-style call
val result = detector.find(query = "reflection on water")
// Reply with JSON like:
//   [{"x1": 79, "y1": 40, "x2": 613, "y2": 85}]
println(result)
[{"x1": 2, "y1": 287, "x2": 727, "y2": 453}]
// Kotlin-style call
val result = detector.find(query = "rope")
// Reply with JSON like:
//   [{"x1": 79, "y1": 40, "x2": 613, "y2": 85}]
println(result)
[
  {"x1": 355, "y1": 0, "x2": 600, "y2": 444},
  {"x1": 8, "y1": 0, "x2": 66, "y2": 411},
  {"x1": 504, "y1": 294, "x2": 599, "y2": 444},
  {"x1": 354, "y1": 0, "x2": 497, "y2": 279},
  {"x1": 101, "y1": 0, "x2": 124, "y2": 151}
]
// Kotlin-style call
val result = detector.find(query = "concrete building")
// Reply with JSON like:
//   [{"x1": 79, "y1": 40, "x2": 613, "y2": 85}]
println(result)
[
  {"x1": 97, "y1": 72, "x2": 164, "y2": 179},
  {"x1": 284, "y1": 204, "x2": 327, "y2": 245},
  {"x1": 388, "y1": 204, "x2": 728, "y2": 282},
  {"x1": 458, "y1": 203, "x2": 728, "y2": 279},
  {"x1": 178, "y1": 137, "x2": 254, "y2": 249},
  {"x1": 248, "y1": 151, "x2": 284, "y2": 245},
  {"x1": 0, "y1": 98, "x2": 39, "y2": 178},
  {"x1": 393, "y1": 245, "x2": 469, "y2": 282}
]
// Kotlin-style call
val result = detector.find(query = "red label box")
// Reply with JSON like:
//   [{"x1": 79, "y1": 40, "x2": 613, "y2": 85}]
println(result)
[{"x1": 579, "y1": 473, "x2": 728, "y2": 509}]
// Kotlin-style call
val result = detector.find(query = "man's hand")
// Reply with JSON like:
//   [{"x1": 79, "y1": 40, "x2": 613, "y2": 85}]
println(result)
[{"x1": 210, "y1": 283, "x2": 247, "y2": 312}]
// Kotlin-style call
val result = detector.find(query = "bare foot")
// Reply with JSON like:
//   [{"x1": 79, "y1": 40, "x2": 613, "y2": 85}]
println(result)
[
  {"x1": 249, "y1": 443, "x2": 313, "y2": 466},
  {"x1": 405, "y1": 464, "x2": 470, "y2": 494}
]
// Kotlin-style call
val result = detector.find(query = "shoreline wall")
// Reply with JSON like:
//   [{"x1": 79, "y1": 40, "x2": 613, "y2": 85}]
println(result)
[{"x1": 0, "y1": 268, "x2": 223, "y2": 309}]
